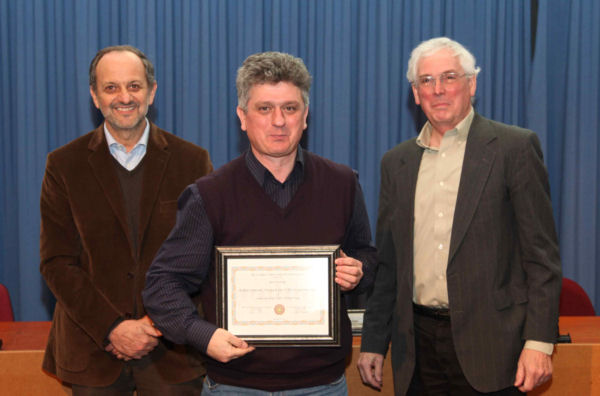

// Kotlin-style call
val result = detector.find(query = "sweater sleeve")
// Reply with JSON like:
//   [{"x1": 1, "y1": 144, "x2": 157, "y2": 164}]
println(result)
[
  {"x1": 341, "y1": 177, "x2": 378, "y2": 295},
  {"x1": 142, "y1": 183, "x2": 218, "y2": 353}
]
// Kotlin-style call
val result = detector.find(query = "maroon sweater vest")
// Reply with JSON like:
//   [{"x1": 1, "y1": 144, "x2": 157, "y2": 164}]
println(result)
[{"x1": 196, "y1": 151, "x2": 356, "y2": 391}]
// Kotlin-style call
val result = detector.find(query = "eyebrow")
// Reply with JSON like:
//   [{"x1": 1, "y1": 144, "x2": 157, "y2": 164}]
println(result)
[
  {"x1": 253, "y1": 100, "x2": 301, "y2": 106},
  {"x1": 418, "y1": 69, "x2": 459, "y2": 77},
  {"x1": 101, "y1": 79, "x2": 144, "y2": 86}
]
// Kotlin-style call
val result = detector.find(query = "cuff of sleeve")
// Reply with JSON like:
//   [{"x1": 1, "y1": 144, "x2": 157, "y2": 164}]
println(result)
[
  {"x1": 524, "y1": 340, "x2": 554, "y2": 355},
  {"x1": 187, "y1": 319, "x2": 219, "y2": 354},
  {"x1": 345, "y1": 251, "x2": 375, "y2": 295}
]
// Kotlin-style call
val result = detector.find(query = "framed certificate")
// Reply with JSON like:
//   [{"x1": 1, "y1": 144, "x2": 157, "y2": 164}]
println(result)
[{"x1": 215, "y1": 245, "x2": 341, "y2": 347}]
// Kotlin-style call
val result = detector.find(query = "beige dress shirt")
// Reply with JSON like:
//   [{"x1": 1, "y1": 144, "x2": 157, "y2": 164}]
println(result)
[{"x1": 413, "y1": 109, "x2": 473, "y2": 307}]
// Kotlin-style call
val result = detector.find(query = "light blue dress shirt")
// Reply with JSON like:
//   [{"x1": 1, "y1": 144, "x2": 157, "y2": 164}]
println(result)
[{"x1": 103, "y1": 119, "x2": 150, "y2": 171}]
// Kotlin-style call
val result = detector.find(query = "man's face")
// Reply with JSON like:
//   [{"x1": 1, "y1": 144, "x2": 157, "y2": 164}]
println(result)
[
  {"x1": 90, "y1": 51, "x2": 157, "y2": 137},
  {"x1": 237, "y1": 81, "x2": 308, "y2": 163},
  {"x1": 412, "y1": 48, "x2": 476, "y2": 133}
]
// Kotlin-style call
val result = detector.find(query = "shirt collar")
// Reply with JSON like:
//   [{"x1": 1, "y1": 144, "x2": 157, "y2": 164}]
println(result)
[
  {"x1": 103, "y1": 118, "x2": 150, "y2": 152},
  {"x1": 416, "y1": 107, "x2": 474, "y2": 150},
  {"x1": 245, "y1": 146, "x2": 305, "y2": 186}
]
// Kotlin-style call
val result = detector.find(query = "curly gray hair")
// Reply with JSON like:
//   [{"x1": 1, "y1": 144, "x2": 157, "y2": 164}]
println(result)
[{"x1": 236, "y1": 51, "x2": 312, "y2": 112}]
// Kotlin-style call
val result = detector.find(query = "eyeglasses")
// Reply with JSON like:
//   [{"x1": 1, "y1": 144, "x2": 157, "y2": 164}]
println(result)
[{"x1": 417, "y1": 72, "x2": 467, "y2": 89}]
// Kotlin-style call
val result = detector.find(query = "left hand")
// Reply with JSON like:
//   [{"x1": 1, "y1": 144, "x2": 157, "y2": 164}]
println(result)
[
  {"x1": 335, "y1": 250, "x2": 363, "y2": 291},
  {"x1": 513, "y1": 348, "x2": 553, "y2": 392}
]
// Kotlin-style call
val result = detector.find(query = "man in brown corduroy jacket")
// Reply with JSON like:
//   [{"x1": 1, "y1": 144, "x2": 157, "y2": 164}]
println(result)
[{"x1": 40, "y1": 45, "x2": 212, "y2": 395}]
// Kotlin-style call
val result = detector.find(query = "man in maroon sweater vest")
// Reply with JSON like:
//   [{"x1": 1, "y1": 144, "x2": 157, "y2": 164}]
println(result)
[{"x1": 143, "y1": 52, "x2": 377, "y2": 394}]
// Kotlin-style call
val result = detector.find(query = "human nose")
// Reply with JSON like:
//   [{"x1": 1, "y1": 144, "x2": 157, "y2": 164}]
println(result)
[
  {"x1": 271, "y1": 107, "x2": 285, "y2": 126},
  {"x1": 116, "y1": 88, "x2": 133, "y2": 103},
  {"x1": 433, "y1": 77, "x2": 445, "y2": 94}
]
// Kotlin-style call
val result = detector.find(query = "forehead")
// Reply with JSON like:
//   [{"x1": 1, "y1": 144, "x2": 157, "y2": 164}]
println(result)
[
  {"x1": 417, "y1": 48, "x2": 463, "y2": 75},
  {"x1": 247, "y1": 81, "x2": 303, "y2": 103},
  {"x1": 95, "y1": 51, "x2": 146, "y2": 81}
]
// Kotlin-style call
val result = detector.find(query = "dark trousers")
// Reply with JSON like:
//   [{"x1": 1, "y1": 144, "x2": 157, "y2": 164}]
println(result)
[
  {"x1": 408, "y1": 306, "x2": 524, "y2": 396},
  {"x1": 71, "y1": 363, "x2": 203, "y2": 396}
]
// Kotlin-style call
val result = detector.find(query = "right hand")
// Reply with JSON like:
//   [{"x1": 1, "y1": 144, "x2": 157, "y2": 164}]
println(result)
[
  {"x1": 357, "y1": 352, "x2": 385, "y2": 390},
  {"x1": 206, "y1": 328, "x2": 255, "y2": 363},
  {"x1": 105, "y1": 316, "x2": 162, "y2": 360}
]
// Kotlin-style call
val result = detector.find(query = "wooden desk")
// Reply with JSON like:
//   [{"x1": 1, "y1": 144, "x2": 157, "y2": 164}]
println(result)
[
  {"x1": 0, "y1": 321, "x2": 69, "y2": 395},
  {"x1": 1, "y1": 317, "x2": 599, "y2": 395},
  {"x1": 530, "y1": 316, "x2": 600, "y2": 396}
]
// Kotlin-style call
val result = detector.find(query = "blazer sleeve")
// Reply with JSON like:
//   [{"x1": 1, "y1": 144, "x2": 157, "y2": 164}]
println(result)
[
  {"x1": 508, "y1": 132, "x2": 562, "y2": 343},
  {"x1": 360, "y1": 154, "x2": 397, "y2": 355},
  {"x1": 40, "y1": 153, "x2": 122, "y2": 348}
]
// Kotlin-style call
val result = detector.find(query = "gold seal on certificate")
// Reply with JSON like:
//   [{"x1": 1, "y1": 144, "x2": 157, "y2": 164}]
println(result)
[
  {"x1": 215, "y1": 245, "x2": 341, "y2": 347},
  {"x1": 274, "y1": 304, "x2": 285, "y2": 315}
]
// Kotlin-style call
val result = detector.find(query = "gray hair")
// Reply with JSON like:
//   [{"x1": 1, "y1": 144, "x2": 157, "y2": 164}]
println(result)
[
  {"x1": 89, "y1": 45, "x2": 155, "y2": 90},
  {"x1": 236, "y1": 51, "x2": 312, "y2": 112},
  {"x1": 406, "y1": 37, "x2": 481, "y2": 84}
]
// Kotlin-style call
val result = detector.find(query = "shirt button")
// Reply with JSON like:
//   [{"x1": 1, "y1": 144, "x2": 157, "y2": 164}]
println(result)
[
  {"x1": 439, "y1": 181, "x2": 445, "y2": 186},
  {"x1": 438, "y1": 212, "x2": 443, "y2": 217},
  {"x1": 441, "y1": 153, "x2": 446, "y2": 158},
  {"x1": 438, "y1": 244, "x2": 443, "y2": 250},
  {"x1": 127, "y1": 272, "x2": 134, "y2": 279}
]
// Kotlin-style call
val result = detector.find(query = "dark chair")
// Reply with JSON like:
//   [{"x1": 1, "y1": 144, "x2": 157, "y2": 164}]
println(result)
[
  {"x1": 559, "y1": 278, "x2": 596, "y2": 316},
  {"x1": 0, "y1": 283, "x2": 15, "y2": 321}
]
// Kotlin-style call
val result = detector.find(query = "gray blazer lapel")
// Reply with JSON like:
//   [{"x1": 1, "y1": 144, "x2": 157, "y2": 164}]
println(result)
[
  {"x1": 449, "y1": 115, "x2": 497, "y2": 262},
  {"x1": 394, "y1": 141, "x2": 423, "y2": 292},
  {"x1": 399, "y1": 142, "x2": 423, "y2": 222}
]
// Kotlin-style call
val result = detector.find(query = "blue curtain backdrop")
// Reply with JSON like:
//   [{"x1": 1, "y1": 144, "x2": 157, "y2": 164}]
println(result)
[
  {"x1": 0, "y1": 0, "x2": 597, "y2": 320},
  {"x1": 527, "y1": 0, "x2": 600, "y2": 314}
]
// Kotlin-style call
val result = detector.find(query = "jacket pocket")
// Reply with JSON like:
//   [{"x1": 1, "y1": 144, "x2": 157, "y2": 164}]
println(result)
[
  {"x1": 159, "y1": 200, "x2": 178, "y2": 216},
  {"x1": 493, "y1": 286, "x2": 528, "y2": 310},
  {"x1": 54, "y1": 308, "x2": 93, "y2": 372}
]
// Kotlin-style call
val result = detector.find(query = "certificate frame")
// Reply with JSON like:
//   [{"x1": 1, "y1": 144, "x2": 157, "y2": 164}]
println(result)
[{"x1": 215, "y1": 245, "x2": 341, "y2": 347}]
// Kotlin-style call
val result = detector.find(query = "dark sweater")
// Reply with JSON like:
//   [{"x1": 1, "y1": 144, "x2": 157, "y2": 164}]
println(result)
[
  {"x1": 196, "y1": 152, "x2": 355, "y2": 391},
  {"x1": 113, "y1": 157, "x2": 145, "y2": 261}
]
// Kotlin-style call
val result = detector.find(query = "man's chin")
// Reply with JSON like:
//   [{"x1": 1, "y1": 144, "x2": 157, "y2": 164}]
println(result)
[{"x1": 106, "y1": 118, "x2": 146, "y2": 134}]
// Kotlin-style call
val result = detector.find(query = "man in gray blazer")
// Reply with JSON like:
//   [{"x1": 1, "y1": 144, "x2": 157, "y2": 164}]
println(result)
[{"x1": 358, "y1": 37, "x2": 562, "y2": 395}]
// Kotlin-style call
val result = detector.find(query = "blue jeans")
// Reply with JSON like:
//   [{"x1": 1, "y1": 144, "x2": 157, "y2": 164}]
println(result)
[{"x1": 201, "y1": 375, "x2": 347, "y2": 396}]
